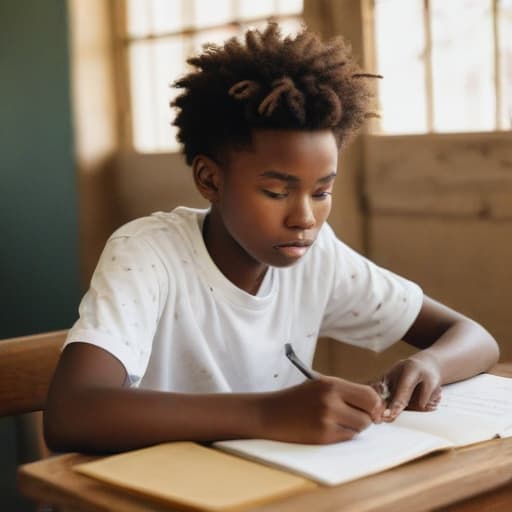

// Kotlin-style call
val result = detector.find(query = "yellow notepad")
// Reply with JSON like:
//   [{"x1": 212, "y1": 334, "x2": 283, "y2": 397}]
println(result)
[{"x1": 74, "y1": 441, "x2": 316, "y2": 511}]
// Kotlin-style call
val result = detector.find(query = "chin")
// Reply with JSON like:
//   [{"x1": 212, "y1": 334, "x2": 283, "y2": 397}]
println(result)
[{"x1": 265, "y1": 254, "x2": 306, "y2": 268}]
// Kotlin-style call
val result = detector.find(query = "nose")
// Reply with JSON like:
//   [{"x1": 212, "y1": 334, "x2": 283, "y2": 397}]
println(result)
[{"x1": 285, "y1": 196, "x2": 315, "y2": 230}]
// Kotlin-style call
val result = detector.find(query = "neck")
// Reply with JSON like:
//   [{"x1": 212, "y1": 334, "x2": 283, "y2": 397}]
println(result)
[{"x1": 202, "y1": 209, "x2": 268, "y2": 295}]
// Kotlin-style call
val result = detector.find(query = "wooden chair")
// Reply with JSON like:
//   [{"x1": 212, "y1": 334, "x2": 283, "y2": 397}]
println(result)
[
  {"x1": 0, "y1": 330, "x2": 67, "y2": 418},
  {"x1": 0, "y1": 330, "x2": 67, "y2": 512}
]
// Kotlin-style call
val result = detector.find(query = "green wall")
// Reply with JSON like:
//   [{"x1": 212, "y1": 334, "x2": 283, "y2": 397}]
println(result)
[{"x1": 0, "y1": 1, "x2": 80, "y2": 509}]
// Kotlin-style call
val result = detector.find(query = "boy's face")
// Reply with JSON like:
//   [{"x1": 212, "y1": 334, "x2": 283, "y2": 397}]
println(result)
[{"x1": 211, "y1": 129, "x2": 338, "y2": 269}]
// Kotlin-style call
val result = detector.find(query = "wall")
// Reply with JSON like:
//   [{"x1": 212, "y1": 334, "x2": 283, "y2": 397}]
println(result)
[
  {"x1": 115, "y1": 152, "x2": 207, "y2": 221},
  {"x1": 365, "y1": 133, "x2": 512, "y2": 361},
  {"x1": 68, "y1": 0, "x2": 121, "y2": 284},
  {"x1": 0, "y1": 1, "x2": 80, "y2": 509}
]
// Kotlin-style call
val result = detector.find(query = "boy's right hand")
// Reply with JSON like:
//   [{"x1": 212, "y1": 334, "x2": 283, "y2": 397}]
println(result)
[{"x1": 259, "y1": 376, "x2": 385, "y2": 444}]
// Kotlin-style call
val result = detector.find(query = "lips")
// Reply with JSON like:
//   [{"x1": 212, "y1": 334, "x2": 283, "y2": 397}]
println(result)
[
  {"x1": 273, "y1": 239, "x2": 314, "y2": 259},
  {"x1": 274, "y1": 239, "x2": 314, "y2": 249}
]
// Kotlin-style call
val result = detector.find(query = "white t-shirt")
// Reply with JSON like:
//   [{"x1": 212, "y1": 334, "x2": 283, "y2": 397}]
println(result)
[{"x1": 66, "y1": 207, "x2": 423, "y2": 392}]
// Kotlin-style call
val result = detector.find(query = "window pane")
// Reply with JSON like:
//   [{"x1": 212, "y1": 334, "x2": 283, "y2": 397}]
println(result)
[
  {"x1": 431, "y1": 0, "x2": 494, "y2": 132},
  {"x1": 238, "y1": 0, "x2": 275, "y2": 20},
  {"x1": 150, "y1": 0, "x2": 184, "y2": 36},
  {"x1": 154, "y1": 38, "x2": 187, "y2": 151},
  {"x1": 129, "y1": 42, "x2": 157, "y2": 151},
  {"x1": 126, "y1": 0, "x2": 152, "y2": 37},
  {"x1": 129, "y1": 39, "x2": 186, "y2": 152},
  {"x1": 193, "y1": 0, "x2": 233, "y2": 29},
  {"x1": 127, "y1": 0, "x2": 184, "y2": 37},
  {"x1": 374, "y1": 0, "x2": 427, "y2": 133},
  {"x1": 276, "y1": 0, "x2": 303, "y2": 15},
  {"x1": 499, "y1": 0, "x2": 512, "y2": 129}
]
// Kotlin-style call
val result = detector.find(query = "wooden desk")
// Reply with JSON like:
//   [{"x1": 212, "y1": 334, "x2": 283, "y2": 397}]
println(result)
[{"x1": 18, "y1": 364, "x2": 512, "y2": 512}]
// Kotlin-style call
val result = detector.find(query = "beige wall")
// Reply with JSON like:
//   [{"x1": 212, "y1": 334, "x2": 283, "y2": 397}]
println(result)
[
  {"x1": 68, "y1": 0, "x2": 122, "y2": 284},
  {"x1": 115, "y1": 152, "x2": 207, "y2": 221},
  {"x1": 365, "y1": 133, "x2": 512, "y2": 362}
]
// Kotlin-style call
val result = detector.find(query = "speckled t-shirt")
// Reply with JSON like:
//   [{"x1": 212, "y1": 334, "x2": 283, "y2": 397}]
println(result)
[{"x1": 65, "y1": 207, "x2": 423, "y2": 392}]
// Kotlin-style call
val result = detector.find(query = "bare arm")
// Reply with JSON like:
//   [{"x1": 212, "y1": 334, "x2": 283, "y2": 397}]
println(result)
[
  {"x1": 44, "y1": 343, "x2": 263, "y2": 453},
  {"x1": 402, "y1": 295, "x2": 500, "y2": 383},
  {"x1": 44, "y1": 343, "x2": 384, "y2": 453}
]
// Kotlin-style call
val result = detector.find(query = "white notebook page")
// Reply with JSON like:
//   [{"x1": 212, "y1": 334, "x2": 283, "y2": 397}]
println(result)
[{"x1": 216, "y1": 423, "x2": 451, "y2": 486}]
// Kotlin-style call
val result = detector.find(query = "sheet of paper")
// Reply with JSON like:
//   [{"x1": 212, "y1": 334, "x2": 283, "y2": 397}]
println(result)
[
  {"x1": 394, "y1": 409, "x2": 499, "y2": 446},
  {"x1": 395, "y1": 373, "x2": 512, "y2": 443},
  {"x1": 216, "y1": 423, "x2": 452, "y2": 486},
  {"x1": 438, "y1": 373, "x2": 512, "y2": 419},
  {"x1": 440, "y1": 373, "x2": 512, "y2": 437}
]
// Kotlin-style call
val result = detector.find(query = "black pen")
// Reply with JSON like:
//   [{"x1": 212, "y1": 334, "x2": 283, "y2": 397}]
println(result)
[
  {"x1": 285, "y1": 342, "x2": 391, "y2": 403},
  {"x1": 285, "y1": 343, "x2": 318, "y2": 379}
]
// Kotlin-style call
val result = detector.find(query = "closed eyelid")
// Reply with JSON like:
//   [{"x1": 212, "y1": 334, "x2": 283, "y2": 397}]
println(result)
[
  {"x1": 314, "y1": 183, "x2": 334, "y2": 194},
  {"x1": 263, "y1": 183, "x2": 332, "y2": 194},
  {"x1": 262, "y1": 187, "x2": 290, "y2": 200}
]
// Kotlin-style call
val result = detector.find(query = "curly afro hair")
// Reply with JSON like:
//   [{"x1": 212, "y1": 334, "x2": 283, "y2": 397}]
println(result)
[{"x1": 172, "y1": 22, "x2": 379, "y2": 165}]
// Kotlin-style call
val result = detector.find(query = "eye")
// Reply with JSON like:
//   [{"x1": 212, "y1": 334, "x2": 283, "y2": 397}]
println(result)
[
  {"x1": 263, "y1": 190, "x2": 288, "y2": 199},
  {"x1": 312, "y1": 191, "x2": 332, "y2": 200}
]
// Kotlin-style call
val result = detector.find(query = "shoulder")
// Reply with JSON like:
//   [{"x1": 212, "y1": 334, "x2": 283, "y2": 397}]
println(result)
[
  {"x1": 96, "y1": 207, "x2": 208, "y2": 275},
  {"x1": 109, "y1": 206, "x2": 207, "y2": 243}
]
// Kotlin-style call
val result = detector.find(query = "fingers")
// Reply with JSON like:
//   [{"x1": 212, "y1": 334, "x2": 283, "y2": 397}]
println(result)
[
  {"x1": 270, "y1": 377, "x2": 389, "y2": 445},
  {"x1": 385, "y1": 368, "x2": 419, "y2": 420},
  {"x1": 384, "y1": 380, "x2": 442, "y2": 421},
  {"x1": 424, "y1": 386, "x2": 442, "y2": 411},
  {"x1": 336, "y1": 400, "x2": 374, "y2": 432},
  {"x1": 318, "y1": 399, "x2": 376, "y2": 444},
  {"x1": 381, "y1": 355, "x2": 444, "y2": 421},
  {"x1": 310, "y1": 378, "x2": 384, "y2": 442},
  {"x1": 340, "y1": 380, "x2": 385, "y2": 421}
]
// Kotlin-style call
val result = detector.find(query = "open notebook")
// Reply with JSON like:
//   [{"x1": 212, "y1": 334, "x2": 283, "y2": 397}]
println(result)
[{"x1": 215, "y1": 373, "x2": 512, "y2": 486}]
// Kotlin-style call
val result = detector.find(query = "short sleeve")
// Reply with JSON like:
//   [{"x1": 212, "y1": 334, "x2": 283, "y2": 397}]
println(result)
[
  {"x1": 65, "y1": 235, "x2": 169, "y2": 385},
  {"x1": 319, "y1": 229, "x2": 423, "y2": 352}
]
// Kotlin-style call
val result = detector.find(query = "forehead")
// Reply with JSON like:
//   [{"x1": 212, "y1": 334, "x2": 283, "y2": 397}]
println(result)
[{"x1": 225, "y1": 129, "x2": 338, "y2": 177}]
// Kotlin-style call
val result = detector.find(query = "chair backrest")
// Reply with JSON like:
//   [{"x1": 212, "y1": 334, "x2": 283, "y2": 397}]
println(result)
[{"x1": 0, "y1": 330, "x2": 67, "y2": 417}]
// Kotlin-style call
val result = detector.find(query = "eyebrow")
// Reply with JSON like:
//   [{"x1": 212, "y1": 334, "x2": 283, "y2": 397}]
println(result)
[{"x1": 258, "y1": 170, "x2": 337, "y2": 184}]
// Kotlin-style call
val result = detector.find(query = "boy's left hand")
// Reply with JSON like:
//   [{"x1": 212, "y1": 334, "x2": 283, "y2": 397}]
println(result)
[{"x1": 376, "y1": 353, "x2": 442, "y2": 422}]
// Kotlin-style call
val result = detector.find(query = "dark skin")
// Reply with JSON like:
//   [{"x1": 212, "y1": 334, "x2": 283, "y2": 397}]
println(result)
[{"x1": 44, "y1": 130, "x2": 500, "y2": 453}]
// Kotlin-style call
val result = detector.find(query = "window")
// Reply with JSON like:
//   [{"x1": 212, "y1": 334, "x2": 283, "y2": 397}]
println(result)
[
  {"x1": 119, "y1": 0, "x2": 303, "y2": 153},
  {"x1": 372, "y1": 0, "x2": 512, "y2": 134}
]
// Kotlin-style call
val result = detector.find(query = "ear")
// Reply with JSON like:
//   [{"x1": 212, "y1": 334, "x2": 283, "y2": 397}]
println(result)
[{"x1": 192, "y1": 155, "x2": 223, "y2": 202}]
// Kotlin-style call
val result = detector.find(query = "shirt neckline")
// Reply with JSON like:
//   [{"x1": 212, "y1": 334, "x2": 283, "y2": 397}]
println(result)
[{"x1": 184, "y1": 207, "x2": 278, "y2": 310}]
